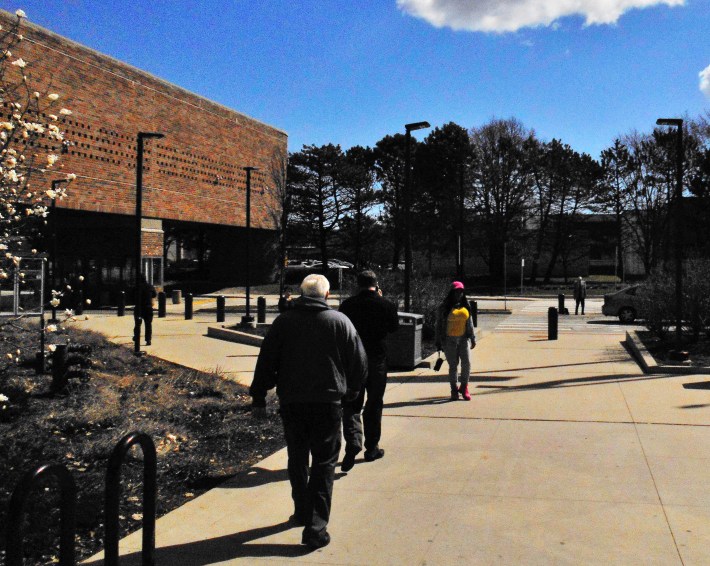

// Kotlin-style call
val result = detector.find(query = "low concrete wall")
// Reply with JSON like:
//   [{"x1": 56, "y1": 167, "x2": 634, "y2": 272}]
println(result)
[
  {"x1": 207, "y1": 326, "x2": 263, "y2": 348},
  {"x1": 625, "y1": 330, "x2": 709, "y2": 375}
]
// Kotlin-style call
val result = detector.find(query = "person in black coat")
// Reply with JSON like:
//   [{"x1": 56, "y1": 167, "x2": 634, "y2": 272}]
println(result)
[
  {"x1": 133, "y1": 275, "x2": 157, "y2": 346},
  {"x1": 339, "y1": 270, "x2": 399, "y2": 471}
]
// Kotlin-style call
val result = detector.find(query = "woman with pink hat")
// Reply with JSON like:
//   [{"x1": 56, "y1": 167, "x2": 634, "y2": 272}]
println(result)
[{"x1": 435, "y1": 281, "x2": 476, "y2": 400}]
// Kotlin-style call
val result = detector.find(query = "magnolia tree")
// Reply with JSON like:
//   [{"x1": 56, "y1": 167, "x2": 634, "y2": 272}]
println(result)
[{"x1": 0, "y1": 9, "x2": 75, "y2": 281}]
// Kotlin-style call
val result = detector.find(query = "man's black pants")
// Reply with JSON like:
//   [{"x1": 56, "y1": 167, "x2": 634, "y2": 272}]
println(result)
[
  {"x1": 343, "y1": 356, "x2": 387, "y2": 454},
  {"x1": 133, "y1": 308, "x2": 154, "y2": 344},
  {"x1": 575, "y1": 298, "x2": 585, "y2": 315},
  {"x1": 280, "y1": 402, "x2": 342, "y2": 538}
]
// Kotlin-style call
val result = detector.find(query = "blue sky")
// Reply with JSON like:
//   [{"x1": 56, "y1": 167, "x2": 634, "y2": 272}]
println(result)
[{"x1": 4, "y1": 0, "x2": 709, "y2": 159}]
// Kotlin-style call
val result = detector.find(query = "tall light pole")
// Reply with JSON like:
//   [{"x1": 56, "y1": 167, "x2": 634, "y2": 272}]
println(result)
[
  {"x1": 656, "y1": 118, "x2": 684, "y2": 347},
  {"x1": 403, "y1": 121, "x2": 430, "y2": 312},
  {"x1": 241, "y1": 167, "x2": 259, "y2": 326},
  {"x1": 50, "y1": 179, "x2": 68, "y2": 322},
  {"x1": 135, "y1": 132, "x2": 164, "y2": 355}
]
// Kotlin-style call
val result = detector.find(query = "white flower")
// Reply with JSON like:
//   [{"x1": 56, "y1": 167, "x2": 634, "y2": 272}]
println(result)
[
  {"x1": 48, "y1": 344, "x2": 57, "y2": 353},
  {"x1": 59, "y1": 108, "x2": 72, "y2": 116},
  {"x1": 48, "y1": 114, "x2": 58, "y2": 121},
  {"x1": 66, "y1": 173, "x2": 76, "y2": 181},
  {"x1": 47, "y1": 154, "x2": 59, "y2": 166},
  {"x1": 11, "y1": 58, "x2": 26, "y2": 68},
  {"x1": 46, "y1": 189, "x2": 57, "y2": 199},
  {"x1": 50, "y1": 298, "x2": 60, "y2": 307},
  {"x1": 85, "y1": 299, "x2": 91, "y2": 305},
  {"x1": 15, "y1": 9, "x2": 26, "y2": 18},
  {"x1": 65, "y1": 309, "x2": 74, "y2": 317},
  {"x1": 78, "y1": 275, "x2": 84, "y2": 282},
  {"x1": 46, "y1": 324, "x2": 57, "y2": 333},
  {"x1": 0, "y1": 393, "x2": 9, "y2": 403},
  {"x1": 5, "y1": 353, "x2": 12, "y2": 360},
  {"x1": 47, "y1": 94, "x2": 59, "y2": 101},
  {"x1": 65, "y1": 285, "x2": 72, "y2": 291}
]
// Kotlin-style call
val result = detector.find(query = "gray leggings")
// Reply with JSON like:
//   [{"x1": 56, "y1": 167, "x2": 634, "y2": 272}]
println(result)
[{"x1": 443, "y1": 335, "x2": 471, "y2": 387}]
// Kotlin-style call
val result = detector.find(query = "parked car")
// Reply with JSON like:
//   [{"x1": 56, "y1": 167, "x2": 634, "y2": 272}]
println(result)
[{"x1": 602, "y1": 285, "x2": 642, "y2": 323}]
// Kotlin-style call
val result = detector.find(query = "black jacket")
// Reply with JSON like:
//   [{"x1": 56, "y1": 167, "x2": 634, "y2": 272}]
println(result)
[
  {"x1": 250, "y1": 295, "x2": 367, "y2": 407},
  {"x1": 339, "y1": 290, "x2": 399, "y2": 361}
]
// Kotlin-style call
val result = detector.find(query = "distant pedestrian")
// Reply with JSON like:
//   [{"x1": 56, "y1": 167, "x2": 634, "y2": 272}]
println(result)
[
  {"x1": 573, "y1": 276, "x2": 587, "y2": 315},
  {"x1": 339, "y1": 270, "x2": 399, "y2": 472},
  {"x1": 278, "y1": 287, "x2": 295, "y2": 312},
  {"x1": 250, "y1": 274, "x2": 367, "y2": 550},
  {"x1": 133, "y1": 275, "x2": 157, "y2": 346},
  {"x1": 435, "y1": 281, "x2": 476, "y2": 401}
]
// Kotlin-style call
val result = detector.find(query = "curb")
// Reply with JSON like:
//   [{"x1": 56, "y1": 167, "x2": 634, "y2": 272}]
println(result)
[{"x1": 625, "y1": 330, "x2": 710, "y2": 375}]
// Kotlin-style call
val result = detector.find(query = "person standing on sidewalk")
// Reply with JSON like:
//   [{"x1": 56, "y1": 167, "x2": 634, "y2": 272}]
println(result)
[
  {"x1": 435, "y1": 281, "x2": 476, "y2": 401},
  {"x1": 250, "y1": 274, "x2": 367, "y2": 550},
  {"x1": 133, "y1": 275, "x2": 157, "y2": 346},
  {"x1": 339, "y1": 270, "x2": 399, "y2": 472},
  {"x1": 574, "y1": 276, "x2": 587, "y2": 315}
]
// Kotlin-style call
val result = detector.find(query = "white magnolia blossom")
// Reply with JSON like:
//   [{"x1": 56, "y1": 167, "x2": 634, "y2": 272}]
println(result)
[
  {"x1": 10, "y1": 58, "x2": 26, "y2": 68},
  {"x1": 48, "y1": 344, "x2": 57, "y2": 353},
  {"x1": 15, "y1": 9, "x2": 26, "y2": 18},
  {"x1": 59, "y1": 108, "x2": 72, "y2": 116},
  {"x1": 47, "y1": 93, "x2": 59, "y2": 101},
  {"x1": 46, "y1": 324, "x2": 57, "y2": 333},
  {"x1": 66, "y1": 173, "x2": 77, "y2": 181},
  {"x1": 0, "y1": 393, "x2": 9, "y2": 403},
  {"x1": 46, "y1": 154, "x2": 59, "y2": 167}
]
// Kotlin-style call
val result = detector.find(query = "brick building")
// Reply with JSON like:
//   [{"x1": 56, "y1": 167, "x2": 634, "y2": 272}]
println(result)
[{"x1": 2, "y1": 11, "x2": 287, "y2": 304}]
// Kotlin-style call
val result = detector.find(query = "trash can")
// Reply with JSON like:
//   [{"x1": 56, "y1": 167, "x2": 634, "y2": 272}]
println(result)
[
  {"x1": 171, "y1": 289, "x2": 182, "y2": 305},
  {"x1": 386, "y1": 312, "x2": 423, "y2": 370}
]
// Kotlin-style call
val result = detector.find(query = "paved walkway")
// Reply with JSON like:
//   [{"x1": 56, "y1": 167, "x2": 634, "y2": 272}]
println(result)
[{"x1": 79, "y1": 297, "x2": 710, "y2": 565}]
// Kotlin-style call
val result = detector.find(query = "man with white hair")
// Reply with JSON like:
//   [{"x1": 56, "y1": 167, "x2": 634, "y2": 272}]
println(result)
[{"x1": 250, "y1": 273, "x2": 367, "y2": 550}]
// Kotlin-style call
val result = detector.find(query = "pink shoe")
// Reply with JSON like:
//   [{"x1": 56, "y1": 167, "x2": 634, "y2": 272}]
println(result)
[{"x1": 459, "y1": 384, "x2": 471, "y2": 401}]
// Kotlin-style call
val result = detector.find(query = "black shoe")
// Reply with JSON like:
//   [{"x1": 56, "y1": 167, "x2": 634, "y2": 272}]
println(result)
[
  {"x1": 364, "y1": 447, "x2": 385, "y2": 462},
  {"x1": 146, "y1": 341, "x2": 151, "y2": 346},
  {"x1": 302, "y1": 529, "x2": 330, "y2": 549},
  {"x1": 341, "y1": 450, "x2": 358, "y2": 472}
]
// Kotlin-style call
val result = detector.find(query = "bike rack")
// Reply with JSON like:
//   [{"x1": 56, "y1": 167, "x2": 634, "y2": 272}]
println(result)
[
  {"x1": 104, "y1": 431, "x2": 157, "y2": 566},
  {"x1": 5, "y1": 463, "x2": 77, "y2": 566}
]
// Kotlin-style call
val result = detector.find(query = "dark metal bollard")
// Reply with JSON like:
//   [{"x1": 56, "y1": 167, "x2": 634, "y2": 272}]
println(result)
[
  {"x1": 51, "y1": 343, "x2": 68, "y2": 392},
  {"x1": 216, "y1": 295, "x2": 226, "y2": 323},
  {"x1": 105, "y1": 432, "x2": 157, "y2": 566},
  {"x1": 257, "y1": 296, "x2": 266, "y2": 324},
  {"x1": 548, "y1": 307, "x2": 558, "y2": 340},
  {"x1": 558, "y1": 293, "x2": 567, "y2": 315},
  {"x1": 6, "y1": 464, "x2": 77, "y2": 566},
  {"x1": 185, "y1": 293, "x2": 193, "y2": 320},
  {"x1": 117, "y1": 291, "x2": 125, "y2": 317},
  {"x1": 157, "y1": 291, "x2": 166, "y2": 318},
  {"x1": 471, "y1": 300, "x2": 478, "y2": 328}
]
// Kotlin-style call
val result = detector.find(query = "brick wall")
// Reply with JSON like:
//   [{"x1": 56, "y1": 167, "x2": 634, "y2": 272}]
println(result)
[{"x1": 1, "y1": 11, "x2": 287, "y2": 231}]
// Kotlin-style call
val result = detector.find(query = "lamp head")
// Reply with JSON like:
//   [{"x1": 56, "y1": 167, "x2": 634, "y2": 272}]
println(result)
[
  {"x1": 656, "y1": 118, "x2": 683, "y2": 128},
  {"x1": 138, "y1": 132, "x2": 165, "y2": 140},
  {"x1": 243, "y1": 166, "x2": 260, "y2": 172},
  {"x1": 405, "y1": 121, "x2": 430, "y2": 132}
]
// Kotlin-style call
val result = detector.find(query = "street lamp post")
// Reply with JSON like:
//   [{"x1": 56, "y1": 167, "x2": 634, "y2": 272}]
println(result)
[
  {"x1": 134, "y1": 132, "x2": 164, "y2": 355},
  {"x1": 656, "y1": 118, "x2": 684, "y2": 344},
  {"x1": 403, "y1": 121, "x2": 430, "y2": 312},
  {"x1": 241, "y1": 167, "x2": 259, "y2": 327},
  {"x1": 656, "y1": 118, "x2": 684, "y2": 347},
  {"x1": 50, "y1": 179, "x2": 68, "y2": 322}
]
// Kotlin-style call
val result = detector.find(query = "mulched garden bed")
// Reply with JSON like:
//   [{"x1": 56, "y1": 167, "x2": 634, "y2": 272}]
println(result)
[
  {"x1": 636, "y1": 330, "x2": 710, "y2": 367},
  {"x1": 0, "y1": 319, "x2": 284, "y2": 565}
]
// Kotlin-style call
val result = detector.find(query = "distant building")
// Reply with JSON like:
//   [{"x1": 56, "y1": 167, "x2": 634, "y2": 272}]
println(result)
[{"x1": 1, "y1": 11, "x2": 287, "y2": 304}]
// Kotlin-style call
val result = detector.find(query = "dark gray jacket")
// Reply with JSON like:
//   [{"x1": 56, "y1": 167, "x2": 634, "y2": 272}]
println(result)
[{"x1": 250, "y1": 295, "x2": 367, "y2": 407}]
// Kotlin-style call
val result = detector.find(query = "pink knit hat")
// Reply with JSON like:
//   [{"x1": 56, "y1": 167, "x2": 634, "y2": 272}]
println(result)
[{"x1": 451, "y1": 281, "x2": 464, "y2": 290}]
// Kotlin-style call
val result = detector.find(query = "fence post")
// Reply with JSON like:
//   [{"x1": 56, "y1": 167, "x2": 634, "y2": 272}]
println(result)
[
  {"x1": 216, "y1": 295, "x2": 225, "y2": 323},
  {"x1": 117, "y1": 291, "x2": 125, "y2": 317},
  {"x1": 51, "y1": 343, "x2": 68, "y2": 392},
  {"x1": 157, "y1": 291, "x2": 166, "y2": 318},
  {"x1": 558, "y1": 293, "x2": 567, "y2": 315},
  {"x1": 105, "y1": 432, "x2": 157, "y2": 566},
  {"x1": 257, "y1": 296, "x2": 266, "y2": 324},
  {"x1": 185, "y1": 293, "x2": 193, "y2": 320},
  {"x1": 6, "y1": 464, "x2": 77, "y2": 566},
  {"x1": 471, "y1": 300, "x2": 478, "y2": 328},
  {"x1": 548, "y1": 307, "x2": 558, "y2": 340}
]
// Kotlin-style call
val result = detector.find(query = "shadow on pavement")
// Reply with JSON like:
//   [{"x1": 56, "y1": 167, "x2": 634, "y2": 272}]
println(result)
[
  {"x1": 384, "y1": 396, "x2": 452, "y2": 409},
  {"x1": 221, "y1": 466, "x2": 290, "y2": 489},
  {"x1": 683, "y1": 381, "x2": 710, "y2": 390},
  {"x1": 96, "y1": 520, "x2": 310, "y2": 565},
  {"x1": 469, "y1": 358, "x2": 631, "y2": 375},
  {"x1": 475, "y1": 373, "x2": 666, "y2": 394}
]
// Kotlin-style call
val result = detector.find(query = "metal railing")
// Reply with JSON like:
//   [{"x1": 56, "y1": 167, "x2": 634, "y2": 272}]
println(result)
[{"x1": 5, "y1": 432, "x2": 156, "y2": 566}]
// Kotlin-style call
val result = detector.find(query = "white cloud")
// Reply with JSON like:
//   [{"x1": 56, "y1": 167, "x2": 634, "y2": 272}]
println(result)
[
  {"x1": 700, "y1": 64, "x2": 710, "y2": 99},
  {"x1": 397, "y1": 0, "x2": 685, "y2": 33}
]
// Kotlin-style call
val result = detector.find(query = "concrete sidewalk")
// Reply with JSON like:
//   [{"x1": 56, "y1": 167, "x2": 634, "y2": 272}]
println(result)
[{"x1": 79, "y1": 300, "x2": 710, "y2": 565}]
